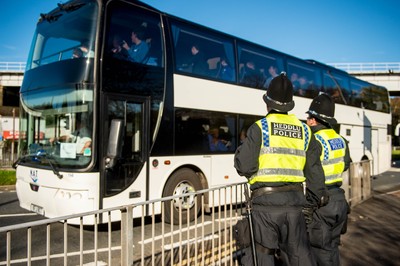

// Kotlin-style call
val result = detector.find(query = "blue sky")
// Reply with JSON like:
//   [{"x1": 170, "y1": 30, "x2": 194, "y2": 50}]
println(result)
[{"x1": 1, "y1": 0, "x2": 400, "y2": 64}]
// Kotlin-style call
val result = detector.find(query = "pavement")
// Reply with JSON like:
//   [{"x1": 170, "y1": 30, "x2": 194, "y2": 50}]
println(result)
[
  {"x1": 339, "y1": 168, "x2": 400, "y2": 266},
  {"x1": 0, "y1": 185, "x2": 15, "y2": 192}
]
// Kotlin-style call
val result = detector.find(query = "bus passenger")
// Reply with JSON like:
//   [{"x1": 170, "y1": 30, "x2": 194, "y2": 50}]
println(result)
[
  {"x1": 240, "y1": 61, "x2": 263, "y2": 88},
  {"x1": 187, "y1": 44, "x2": 208, "y2": 75},
  {"x1": 263, "y1": 65, "x2": 278, "y2": 88},
  {"x1": 72, "y1": 48, "x2": 83, "y2": 59},
  {"x1": 216, "y1": 57, "x2": 234, "y2": 81},
  {"x1": 122, "y1": 29, "x2": 149, "y2": 63},
  {"x1": 234, "y1": 73, "x2": 327, "y2": 265},
  {"x1": 305, "y1": 93, "x2": 351, "y2": 266},
  {"x1": 208, "y1": 128, "x2": 231, "y2": 151},
  {"x1": 111, "y1": 34, "x2": 128, "y2": 60},
  {"x1": 298, "y1": 76, "x2": 309, "y2": 89},
  {"x1": 51, "y1": 119, "x2": 92, "y2": 155},
  {"x1": 72, "y1": 42, "x2": 94, "y2": 59},
  {"x1": 73, "y1": 119, "x2": 92, "y2": 154},
  {"x1": 80, "y1": 42, "x2": 94, "y2": 58},
  {"x1": 290, "y1": 73, "x2": 300, "y2": 89}
]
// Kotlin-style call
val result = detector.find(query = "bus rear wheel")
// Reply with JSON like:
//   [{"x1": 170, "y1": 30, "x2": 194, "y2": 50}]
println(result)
[{"x1": 163, "y1": 168, "x2": 202, "y2": 225}]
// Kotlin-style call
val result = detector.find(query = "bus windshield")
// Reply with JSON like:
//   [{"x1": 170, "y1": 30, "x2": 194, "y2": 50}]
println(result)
[
  {"x1": 26, "y1": 0, "x2": 97, "y2": 70},
  {"x1": 19, "y1": 84, "x2": 94, "y2": 169},
  {"x1": 18, "y1": 0, "x2": 97, "y2": 169}
]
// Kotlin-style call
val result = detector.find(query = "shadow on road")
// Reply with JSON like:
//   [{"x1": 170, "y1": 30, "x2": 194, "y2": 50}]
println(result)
[{"x1": 340, "y1": 190, "x2": 400, "y2": 265}]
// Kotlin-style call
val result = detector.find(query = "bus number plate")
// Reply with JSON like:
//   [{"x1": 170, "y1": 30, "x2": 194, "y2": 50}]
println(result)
[{"x1": 30, "y1": 204, "x2": 45, "y2": 216}]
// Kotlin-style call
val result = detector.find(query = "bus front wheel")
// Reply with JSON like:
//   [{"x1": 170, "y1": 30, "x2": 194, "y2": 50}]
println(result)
[{"x1": 163, "y1": 168, "x2": 202, "y2": 225}]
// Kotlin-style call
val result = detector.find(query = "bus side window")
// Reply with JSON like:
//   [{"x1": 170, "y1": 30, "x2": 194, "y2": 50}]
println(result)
[
  {"x1": 171, "y1": 22, "x2": 235, "y2": 81},
  {"x1": 105, "y1": 2, "x2": 163, "y2": 67},
  {"x1": 287, "y1": 61, "x2": 321, "y2": 99}
]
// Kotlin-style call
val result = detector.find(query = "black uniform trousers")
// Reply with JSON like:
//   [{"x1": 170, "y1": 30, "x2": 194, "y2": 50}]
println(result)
[
  {"x1": 307, "y1": 187, "x2": 349, "y2": 266},
  {"x1": 241, "y1": 190, "x2": 315, "y2": 266}
]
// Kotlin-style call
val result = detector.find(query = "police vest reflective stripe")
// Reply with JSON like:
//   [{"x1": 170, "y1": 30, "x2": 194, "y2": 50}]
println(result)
[
  {"x1": 249, "y1": 114, "x2": 310, "y2": 185},
  {"x1": 314, "y1": 129, "x2": 346, "y2": 185}
]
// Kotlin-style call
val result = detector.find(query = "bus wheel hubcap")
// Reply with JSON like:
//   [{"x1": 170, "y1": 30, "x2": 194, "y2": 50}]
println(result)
[{"x1": 173, "y1": 182, "x2": 195, "y2": 210}]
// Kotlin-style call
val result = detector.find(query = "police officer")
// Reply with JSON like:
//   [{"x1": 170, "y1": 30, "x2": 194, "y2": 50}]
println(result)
[
  {"x1": 234, "y1": 73, "x2": 327, "y2": 265},
  {"x1": 305, "y1": 93, "x2": 351, "y2": 266}
]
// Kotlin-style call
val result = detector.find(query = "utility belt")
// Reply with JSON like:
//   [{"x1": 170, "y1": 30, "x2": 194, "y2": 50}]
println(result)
[{"x1": 251, "y1": 183, "x2": 303, "y2": 199}]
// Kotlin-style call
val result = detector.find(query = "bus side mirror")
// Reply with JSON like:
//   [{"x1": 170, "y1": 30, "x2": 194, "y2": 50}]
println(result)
[{"x1": 105, "y1": 119, "x2": 124, "y2": 169}]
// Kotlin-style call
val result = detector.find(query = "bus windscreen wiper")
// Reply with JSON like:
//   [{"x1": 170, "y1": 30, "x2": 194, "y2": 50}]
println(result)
[
  {"x1": 57, "y1": 2, "x2": 86, "y2": 12},
  {"x1": 39, "y1": 2, "x2": 85, "y2": 23},
  {"x1": 43, "y1": 153, "x2": 64, "y2": 179},
  {"x1": 39, "y1": 13, "x2": 62, "y2": 23},
  {"x1": 12, "y1": 152, "x2": 63, "y2": 179}
]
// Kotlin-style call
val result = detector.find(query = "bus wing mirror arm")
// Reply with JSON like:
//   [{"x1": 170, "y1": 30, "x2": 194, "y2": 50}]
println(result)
[{"x1": 105, "y1": 119, "x2": 124, "y2": 169}]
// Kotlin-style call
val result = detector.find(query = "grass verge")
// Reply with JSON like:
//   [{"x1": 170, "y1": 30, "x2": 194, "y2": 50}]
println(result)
[{"x1": 0, "y1": 169, "x2": 16, "y2": 186}]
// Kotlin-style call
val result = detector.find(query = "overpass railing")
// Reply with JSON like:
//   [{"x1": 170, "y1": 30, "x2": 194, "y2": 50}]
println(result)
[
  {"x1": 329, "y1": 62, "x2": 400, "y2": 74},
  {"x1": 0, "y1": 161, "x2": 371, "y2": 266},
  {"x1": 0, "y1": 62, "x2": 26, "y2": 72}
]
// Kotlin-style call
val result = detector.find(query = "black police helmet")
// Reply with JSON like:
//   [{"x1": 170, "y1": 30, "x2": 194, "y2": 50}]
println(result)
[
  {"x1": 263, "y1": 72, "x2": 295, "y2": 112},
  {"x1": 306, "y1": 92, "x2": 337, "y2": 125}
]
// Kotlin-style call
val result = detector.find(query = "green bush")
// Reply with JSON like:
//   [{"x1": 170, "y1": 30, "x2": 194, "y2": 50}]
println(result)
[
  {"x1": 392, "y1": 149, "x2": 400, "y2": 161},
  {"x1": 0, "y1": 169, "x2": 16, "y2": 186}
]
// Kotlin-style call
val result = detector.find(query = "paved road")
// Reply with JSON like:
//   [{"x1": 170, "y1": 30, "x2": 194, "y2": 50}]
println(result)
[{"x1": 340, "y1": 168, "x2": 400, "y2": 266}]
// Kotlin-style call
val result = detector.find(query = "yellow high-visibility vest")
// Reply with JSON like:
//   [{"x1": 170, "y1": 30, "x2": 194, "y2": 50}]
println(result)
[
  {"x1": 314, "y1": 129, "x2": 346, "y2": 185},
  {"x1": 249, "y1": 114, "x2": 310, "y2": 185}
]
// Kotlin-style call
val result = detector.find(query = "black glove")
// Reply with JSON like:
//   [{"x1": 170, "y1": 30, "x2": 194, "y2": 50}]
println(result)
[
  {"x1": 319, "y1": 193, "x2": 330, "y2": 207},
  {"x1": 302, "y1": 207, "x2": 314, "y2": 224}
]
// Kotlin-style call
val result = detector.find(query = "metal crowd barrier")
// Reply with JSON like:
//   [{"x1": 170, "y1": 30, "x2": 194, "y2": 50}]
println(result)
[
  {"x1": 342, "y1": 160, "x2": 372, "y2": 206},
  {"x1": 0, "y1": 183, "x2": 247, "y2": 266},
  {"x1": 0, "y1": 161, "x2": 372, "y2": 266}
]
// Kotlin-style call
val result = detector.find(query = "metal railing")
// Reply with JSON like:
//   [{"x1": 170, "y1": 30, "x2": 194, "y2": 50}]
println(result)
[
  {"x1": 328, "y1": 62, "x2": 400, "y2": 74},
  {"x1": 0, "y1": 62, "x2": 26, "y2": 72},
  {"x1": 0, "y1": 160, "x2": 372, "y2": 266},
  {"x1": 0, "y1": 183, "x2": 248, "y2": 266},
  {"x1": 0, "y1": 153, "x2": 17, "y2": 168}
]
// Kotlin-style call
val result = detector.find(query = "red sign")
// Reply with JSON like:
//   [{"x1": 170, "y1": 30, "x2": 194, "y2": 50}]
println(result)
[
  {"x1": 2, "y1": 131, "x2": 44, "y2": 140},
  {"x1": 2, "y1": 130, "x2": 19, "y2": 140}
]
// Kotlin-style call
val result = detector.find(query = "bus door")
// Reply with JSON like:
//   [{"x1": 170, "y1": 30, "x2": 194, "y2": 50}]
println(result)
[{"x1": 101, "y1": 94, "x2": 150, "y2": 201}]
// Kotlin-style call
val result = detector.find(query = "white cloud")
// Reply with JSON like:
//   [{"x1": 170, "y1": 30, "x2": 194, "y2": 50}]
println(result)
[{"x1": 2, "y1": 44, "x2": 17, "y2": 51}]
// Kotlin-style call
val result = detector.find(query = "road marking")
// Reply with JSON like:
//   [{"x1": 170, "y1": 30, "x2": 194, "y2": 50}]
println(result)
[
  {"x1": 0, "y1": 189, "x2": 16, "y2": 193},
  {"x1": 138, "y1": 221, "x2": 212, "y2": 245},
  {"x1": 164, "y1": 234, "x2": 219, "y2": 250},
  {"x1": 0, "y1": 213, "x2": 37, "y2": 218},
  {"x1": 0, "y1": 246, "x2": 122, "y2": 266},
  {"x1": 387, "y1": 190, "x2": 400, "y2": 197},
  {"x1": 138, "y1": 217, "x2": 240, "y2": 246},
  {"x1": 387, "y1": 167, "x2": 400, "y2": 172},
  {"x1": 171, "y1": 239, "x2": 236, "y2": 266}
]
